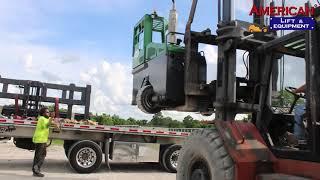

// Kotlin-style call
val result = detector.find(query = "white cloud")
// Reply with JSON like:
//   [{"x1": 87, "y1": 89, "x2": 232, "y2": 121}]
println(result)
[
  {"x1": 236, "y1": 0, "x2": 253, "y2": 13},
  {"x1": 87, "y1": 67, "x2": 152, "y2": 119},
  {"x1": 59, "y1": 55, "x2": 81, "y2": 64},
  {"x1": 80, "y1": 60, "x2": 134, "y2": 115},
  {"x1": 203, "y1": 45, "x2": 218, "y2": 65},
  {"x1": 24, "y1": 54, "x2": 33, "y2": 72},
  {"x1": 162, "y1": 111, "x2": 215, "y2": 121}
]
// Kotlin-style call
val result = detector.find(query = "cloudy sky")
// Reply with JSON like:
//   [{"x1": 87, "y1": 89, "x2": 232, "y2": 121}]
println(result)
[{"x1": 0, "y1": 0, "x2": 309, "y2": 120}]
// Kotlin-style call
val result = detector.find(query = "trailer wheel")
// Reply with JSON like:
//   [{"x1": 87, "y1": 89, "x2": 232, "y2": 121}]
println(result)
[
  {"x1": 159, "y1": 145, "x2": 166, "y2": 168},
  {"x1": 177, "y1": 128, "x2": 235, "y2": 180},
  {"x1": 68, "y1": 140, "x2": 102, "y2": 173},
  {"x1": 64, "y1": 140, "x2": 76, "y2": 158},
  {"x1": 162, "y1": 144, "x2": 181, "y2": 173},
  {"x1": 137, "y1": 85, "x2": 161, "y2": 114}
]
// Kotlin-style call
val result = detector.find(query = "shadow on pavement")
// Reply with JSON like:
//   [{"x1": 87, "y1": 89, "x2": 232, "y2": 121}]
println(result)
[
  {"x1": 0, "y1": 173, "x2": 98, "y2": 180},
  {"x1": 0, "y1": 159, "x2": 166, "y2": 174}
]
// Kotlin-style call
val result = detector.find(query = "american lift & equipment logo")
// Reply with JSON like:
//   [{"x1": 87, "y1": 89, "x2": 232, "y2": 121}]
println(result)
[{"x1": 249, "y1": 3, "x2": 316, "y2": 31}]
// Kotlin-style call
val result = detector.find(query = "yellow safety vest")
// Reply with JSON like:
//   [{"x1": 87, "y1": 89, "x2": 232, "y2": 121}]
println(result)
[{"x1": 32, "y1": 116, "x2": 50, "y2": 143}]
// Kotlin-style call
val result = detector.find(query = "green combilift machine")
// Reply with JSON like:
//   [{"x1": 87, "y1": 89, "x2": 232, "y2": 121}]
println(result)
[
  {"x1": 132, "y1": 12, "x2": 183, "y2": 68},
  {"x1": 131, "y1": 2, "x2": 212, "y2": 114}
]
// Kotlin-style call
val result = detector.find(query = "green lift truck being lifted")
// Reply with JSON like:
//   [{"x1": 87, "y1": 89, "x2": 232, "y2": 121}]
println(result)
[{"x1": 131, "y1": 3, "x2": 213, "y2": 115}]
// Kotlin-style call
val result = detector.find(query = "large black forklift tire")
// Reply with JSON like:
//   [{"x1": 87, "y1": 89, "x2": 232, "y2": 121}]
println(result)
[
  {"x1": 137, "y1": 85, "x2": 161, "y2": 114},
  {"x1": 177, "y1": 128, "x2": 235, "y2": 180},
  {"x1": 68, "y1": 140, "x2": 103, "y2": 173},
  {"x1": 161, "y1": 144, "x2": 181, "y2": 173}
]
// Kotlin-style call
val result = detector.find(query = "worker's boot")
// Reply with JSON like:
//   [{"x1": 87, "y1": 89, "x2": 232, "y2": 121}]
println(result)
[
  {"x1": 33, "y1": 172, "x2": 44, "y2": 177},
  {"x1": 33, "y1": 166, "x2": 44, "y2": 177}
]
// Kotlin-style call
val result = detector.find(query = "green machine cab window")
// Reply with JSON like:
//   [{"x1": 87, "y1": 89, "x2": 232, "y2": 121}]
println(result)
[{"x1": 132, "y1": 12, "x2": 167, "y2": 68}]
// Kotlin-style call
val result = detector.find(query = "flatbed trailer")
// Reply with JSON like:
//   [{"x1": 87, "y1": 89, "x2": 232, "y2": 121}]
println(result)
[
  {"x1": 0, "y1": 76, "x2": 197, "y2": 173},
  {"x1": 0, "y1": 117, "x2": 195, "y2": 173}
]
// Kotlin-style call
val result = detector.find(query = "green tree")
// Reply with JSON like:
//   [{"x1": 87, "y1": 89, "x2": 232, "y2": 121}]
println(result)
[
  {"x1": 92, "y1": 113, "x2": 114, "y2": 125},
  {"x1": 137, "y1": 119, "x2": 148, "y2": 126},
  {"x1": 47, "y1": 105, "x2": 67, "y2": 113},
  {"x1": 112, "y1": 114, "x2": 126, "y2": 125},
  {"x1": 272, "y1": 90, "x2": 304, "y2": 107},
  {"x1": 183, "y1": 115, "x2": 194, "y2": 128},
  {"x1": 168, "y1": 120, "x2": 184, "y2": 128},
  {"x1": 127, "y1": 117, "x2": 137, "y2": 125},
  {"x1": 149, "y1": 112, "x2": 164, "y2": 126}
]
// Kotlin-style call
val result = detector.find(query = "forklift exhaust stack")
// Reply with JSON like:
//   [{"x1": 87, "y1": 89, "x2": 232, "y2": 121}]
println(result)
[{"x1": 168, "y1": 0, "x2": 178, "y2": 44}]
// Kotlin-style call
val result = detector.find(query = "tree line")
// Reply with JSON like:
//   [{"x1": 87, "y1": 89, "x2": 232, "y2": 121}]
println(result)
[
  {"x1": 46, "y1": 105, "x2": 213, "y2": 128},
  {"x1": 91, "y1": 112, "x2": 213, "y2": 128}
]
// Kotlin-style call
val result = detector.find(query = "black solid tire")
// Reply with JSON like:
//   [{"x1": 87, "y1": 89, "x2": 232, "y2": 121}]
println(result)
[
  {"x1": 162, "y1": 144, "x2": 181, "y2": 173},
  {"x1": 68, "y1": 140, "x2": 103, "y2": 173},
  {"x1": 177, "y1": 128, "x2": 235, "y2": 180},
  {"x1": 137, "y1": 85, "x2": 161, "y2": 114}
]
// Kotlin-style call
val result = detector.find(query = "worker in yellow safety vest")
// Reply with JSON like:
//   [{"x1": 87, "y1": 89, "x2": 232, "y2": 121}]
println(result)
[{"x1": 32, "y1": 107, "x2": 53, "y2": 177}]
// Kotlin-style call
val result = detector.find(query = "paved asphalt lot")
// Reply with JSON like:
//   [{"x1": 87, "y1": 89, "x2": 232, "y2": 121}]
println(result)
[{"x1": 0, "y1": 140, "x2": 175, "y2": 180}]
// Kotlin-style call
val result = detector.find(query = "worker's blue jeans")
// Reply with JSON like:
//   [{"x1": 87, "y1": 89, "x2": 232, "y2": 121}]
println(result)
[{"x1": 294, "y1": 104, "x2": 306, "y2": 140}]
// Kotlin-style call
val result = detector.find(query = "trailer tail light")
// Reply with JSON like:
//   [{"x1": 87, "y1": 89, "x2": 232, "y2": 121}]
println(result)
[
  {"x1": 111, "y1": 127, "x2": 119, "y2": 131},
  {"x1": 80, "y1": 125, "x2": 90, "y2": 129},
  {"x1": 13, "y1": 120, "x2": 24, "y2": 124},
  {"x1": 64, "y1": 124, "x2": 75, "y2": 127}
]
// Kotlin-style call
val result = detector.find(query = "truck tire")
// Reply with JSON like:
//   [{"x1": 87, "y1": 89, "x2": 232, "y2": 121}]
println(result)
[
  {"x1": 137, "y1": 85, "x2": 161, "y2": 114},
  {"x1": 161, "y1": 144, "x2": 181, "y2": 173},
  {"x1": 64, "y1": 140, "x2": 75, "y2": 158},
  {"x1": 68, "y1": 140, "x2": 102, "y2": 173},
  {"x1": 177, "y1": 128, "x2": 235, "y2": 180},
  {"x1": 159, "y1": 144, "x2": 168, "y2": 168}
]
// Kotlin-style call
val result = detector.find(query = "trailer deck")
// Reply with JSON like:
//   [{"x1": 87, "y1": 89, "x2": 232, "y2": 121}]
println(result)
[{"x1": 0, "y1": 117, "x2": 192, "y2": 144}]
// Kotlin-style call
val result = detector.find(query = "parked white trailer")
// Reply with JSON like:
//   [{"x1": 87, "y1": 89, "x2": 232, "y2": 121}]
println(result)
[{"x1": 0, "y1": 117, "x2": 199, "y2": 173}]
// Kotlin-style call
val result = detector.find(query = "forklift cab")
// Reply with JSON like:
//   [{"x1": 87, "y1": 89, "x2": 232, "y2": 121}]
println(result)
[{"x1": 260, "y1": 28, "x2": 320, "y2": 162}]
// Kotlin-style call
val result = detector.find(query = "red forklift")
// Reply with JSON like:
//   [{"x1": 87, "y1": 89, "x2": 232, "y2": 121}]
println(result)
[
  {"x1": 132, "y1": 0, "x2": 320, "y2": 179},
  {"x1": 176, "y1": 0, "x2": 320, "y2": 179}
]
